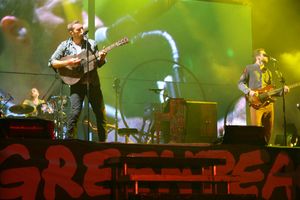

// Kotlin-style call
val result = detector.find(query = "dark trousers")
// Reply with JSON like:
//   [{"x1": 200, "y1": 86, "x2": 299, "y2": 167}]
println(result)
[{"x1": 67, "y1": 83, "x2": 107, "y2": 142}]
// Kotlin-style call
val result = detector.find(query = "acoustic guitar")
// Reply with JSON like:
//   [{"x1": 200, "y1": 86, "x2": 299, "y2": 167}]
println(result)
[
  {"x1": 58, "y1": 37, "x2": 129, "y2": 85},
  {"x1": 247, "y1": 82, "x2": 300, "y2": 109}
]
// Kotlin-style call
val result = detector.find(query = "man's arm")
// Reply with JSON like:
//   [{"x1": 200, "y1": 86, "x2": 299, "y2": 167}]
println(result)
[
  {"x1": 238, "y1": 67, "x2": 258, "y2": 96},
  {"x1": 48, "y1": 41, "x2": 81, "y2": 70},
  {"x1": 51, "y1": 58, "x2": 81, "y2": 69},
  {"x1": 238, "y1": 68, "x2": 259, "y2": 97},
  {"x1": 238, "y1": 68, "x2": 251, "y2": 95}
]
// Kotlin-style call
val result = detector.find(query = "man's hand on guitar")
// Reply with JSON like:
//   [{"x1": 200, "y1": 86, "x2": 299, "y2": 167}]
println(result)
[
  {"x1": 98, "y1": 50, "x2": 107, "y2": 61},
  {"x1": 65, "y1": 57, "x2": 81, "y2": 70},
  {"x1": 249, "y1": 90, "x2": 258, "y2": 97},
  {"x1": 284, "y1": 85, "x2": 290, "y2": 94}
]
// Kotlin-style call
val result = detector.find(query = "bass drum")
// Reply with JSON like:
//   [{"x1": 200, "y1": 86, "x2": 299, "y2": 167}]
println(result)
[{"x1": 37, "y1": 102, "x2": 54, "y2": 120}]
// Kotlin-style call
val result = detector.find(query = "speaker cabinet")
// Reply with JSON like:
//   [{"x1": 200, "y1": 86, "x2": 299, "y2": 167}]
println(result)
[
  {"x1": 0, "y1": 117, "x2": 55, "y2": 139},
  {"x1": 184, "y1": 101, "x2": 217, "y2": 143},
  {"x1": 223, "y1": 125, "x2": 267, "y2": 145},
  {"x1": 274, "y1": 123, "x2": 298, "y2": 146}
]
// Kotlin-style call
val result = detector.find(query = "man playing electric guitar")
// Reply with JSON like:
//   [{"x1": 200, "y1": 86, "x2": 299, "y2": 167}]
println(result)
[
  {"x1": 48, "y1": 20, "x2": 107, "y2": 141},
  {"x1": 238, "y1": 48, "x2": 289, "y2": 145}
]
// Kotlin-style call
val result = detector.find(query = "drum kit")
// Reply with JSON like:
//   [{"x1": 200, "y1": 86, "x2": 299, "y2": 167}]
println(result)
[{"x1": 0, "y1": 92, "x2": 69, "y2": 139}]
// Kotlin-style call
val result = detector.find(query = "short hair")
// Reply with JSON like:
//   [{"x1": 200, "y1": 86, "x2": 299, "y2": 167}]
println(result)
[
  {"x1": 253, "y1": 48, "x2": 265, "y2": 57},
  {"x1": 67, "y1": 20, "x2": 81, "y2": 32}
]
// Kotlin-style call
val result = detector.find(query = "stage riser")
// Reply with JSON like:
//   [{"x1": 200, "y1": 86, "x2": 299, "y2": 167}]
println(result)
[
  {"x1": 1, "y1": 139, "x2": 299, "y2": 199},
  {"x1": 128, "y1": 194, "x2": 257, "y2": 200}
]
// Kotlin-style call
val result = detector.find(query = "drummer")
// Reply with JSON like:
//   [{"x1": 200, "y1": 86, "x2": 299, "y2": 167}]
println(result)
[{"x1": 22, "y1": 88, "x2": 48, "y2": 117}]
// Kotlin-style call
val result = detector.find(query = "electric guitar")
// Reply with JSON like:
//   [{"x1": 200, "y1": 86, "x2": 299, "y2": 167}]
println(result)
[
  {"x1": 58, "y1": 37, "x2": 129, "y2": 85},
  {"x1": 247, "y1": 82, "x2": 300, "y2": 109}
]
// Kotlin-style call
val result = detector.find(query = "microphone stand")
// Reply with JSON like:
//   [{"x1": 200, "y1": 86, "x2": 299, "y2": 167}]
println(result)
[
  {"x1": 113, "y1": 77, "x2": 120, "y2": 142},
  {"x1": 85, "y1": 34, "x2": 91, "y2": 141},
  {"x1": 273, "y1": 62, "x2": 287, "y2": 146}
]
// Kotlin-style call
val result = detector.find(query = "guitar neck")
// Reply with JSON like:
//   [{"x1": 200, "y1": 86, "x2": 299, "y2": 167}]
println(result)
[
  {"x1": 289, "y1": 82, "x2": 300, "y2": 90},
  {"x1": 103, "y1": 43, "x2": 119, "y2": 53},
  {"x1": 267, "y1": 88, "x2": 283, "y2": 96},
  {"x1": 85, "y1": 42, "x2": 124, "y2": 62},
  {"x1": 102, "y1": 37, "x2": 129, "y2": 53},
  {"x1": 267, "y1": 82, "x2": 300, "y2": 96}
]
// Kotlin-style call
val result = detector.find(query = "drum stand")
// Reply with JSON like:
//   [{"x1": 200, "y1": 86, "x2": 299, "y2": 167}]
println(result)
[
  {"x1": 0, "y1": 93, "x2": 13, "y2": 118},
  {"x1": 53, "y1": 98, "x2": 67, "y2": 139},
  {"x1": 53, "y1": 82, "x2": 68, "y2": 139}
]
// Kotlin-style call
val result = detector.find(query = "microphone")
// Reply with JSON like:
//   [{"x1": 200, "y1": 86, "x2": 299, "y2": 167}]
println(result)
[
  {"x1": 269, "y1": 56, "x2": 278, "y2": 62},
  {"x1": 83, "y1": 30, "x2": 89, "y2": 36}
]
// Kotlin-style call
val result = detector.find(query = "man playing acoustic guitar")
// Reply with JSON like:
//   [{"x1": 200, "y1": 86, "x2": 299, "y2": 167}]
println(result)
[
  {"x1": 238, "y1": 48, "x2": 289, "y2": 145},
  {"x1": 48, "y1": 20, "x2": 107, "y2": 141}
]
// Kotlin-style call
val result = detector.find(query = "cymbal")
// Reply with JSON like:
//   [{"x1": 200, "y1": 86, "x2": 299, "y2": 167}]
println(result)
[{"x1": 9, "y1": 104, "x2": 34, "y2": 114}]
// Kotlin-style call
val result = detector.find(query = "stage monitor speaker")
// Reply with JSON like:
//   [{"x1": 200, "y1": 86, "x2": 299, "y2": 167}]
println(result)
[
  {"x1": 184, "y1": 101, "x2": 217, "y2": 143},
  {"x1": 0, "y1": 117, "x2": 55, "y2": 139},
  {"x1": 274, "y1": 123, "x2": 298, "y2": 146},
  {"x1": 223, "y1": 125, "x2": 267, "y2": 145}
]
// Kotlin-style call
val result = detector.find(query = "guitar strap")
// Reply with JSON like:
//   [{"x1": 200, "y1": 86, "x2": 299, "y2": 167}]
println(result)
[
  {"x1": 263, "y1": 68, "x2": 272, "y2": 85},
  {"x1": 268, "y1": 69, "x2": 273, "y2": 86}
]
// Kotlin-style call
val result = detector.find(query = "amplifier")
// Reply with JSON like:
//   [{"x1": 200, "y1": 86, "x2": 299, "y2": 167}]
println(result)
[{"x1": 184, "y1": 101, "x2": 217, "y2": 143}]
